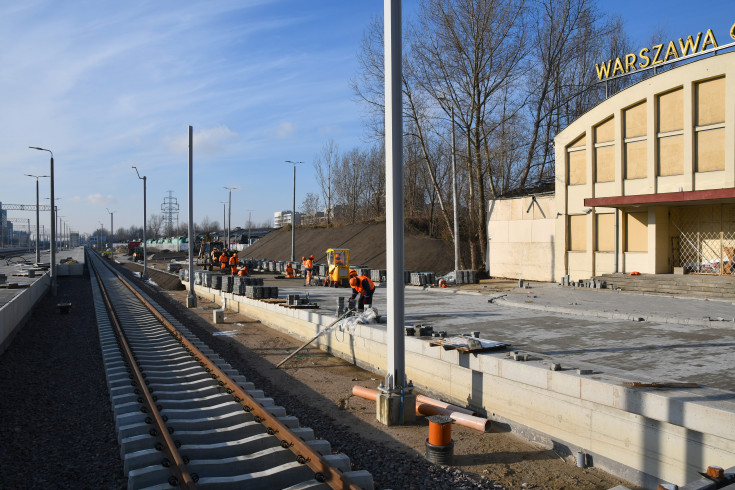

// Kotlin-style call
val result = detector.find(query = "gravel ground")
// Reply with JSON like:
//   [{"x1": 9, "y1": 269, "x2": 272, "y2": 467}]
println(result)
[{"x1": 0, "y1": 274, "x2": 127, "y2": 489}]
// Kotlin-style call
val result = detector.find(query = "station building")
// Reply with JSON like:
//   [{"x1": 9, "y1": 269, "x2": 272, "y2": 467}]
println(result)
[{"x1": 488, "y1": 49, "x2": 735, "y2": 282}]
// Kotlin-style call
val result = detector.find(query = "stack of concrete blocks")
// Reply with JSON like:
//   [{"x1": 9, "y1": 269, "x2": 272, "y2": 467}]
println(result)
[
  {"x1": 286, "y1": 294, "x2": 309, "y2": 306},
  {"x1": 268, "y1": 261, "x2": 277, "y2": 272},
  {"x1": 410, "y1": 272, "x2": 436, "y2": 286},
  {"x1": 211, "y1": 274, "x2": 223, "y2": 290},
  {"x1": 194, "y1": 270, "x2": 203, "y2": 285},
  {"x1": 403, "y1": 271, "x2": 413, "y2": 284},
  {"x1": 336, "y1": 297, "x2": 345, "y2": 316},
  {"x1": 355, "y1": 267, "x2": 371, "y2": 278},
  {"x1": 222, "y1": 275, "x2": 234, "y2": 293},
  {"x1": 202, "y1": 272, "x2": 215, "y2": 288},
  {"x1": 179, "y1": 269, "x2": 188, "y2": 282},
  {"x1": 455, "y1": 270, "x2": 477, "y2": 284},
  {"x1": 370, "y1": 269, "x2": 387, "y2": 283},
  {"x1": 245, "y1": 285, "x2": 278, "y2": 299}
]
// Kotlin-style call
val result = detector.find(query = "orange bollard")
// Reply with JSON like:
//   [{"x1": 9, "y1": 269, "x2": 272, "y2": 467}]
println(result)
[
  {"x1": 428, "y1": 415, "x2": 453, "y2": 446},
  {"x1": 425, "y1": 414, "x2": 454, "y2": 465}
]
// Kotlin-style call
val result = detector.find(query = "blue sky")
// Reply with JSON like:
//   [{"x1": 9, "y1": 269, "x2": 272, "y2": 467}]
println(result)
[{"x1": 1, "y1": 1, "x2": 732, "y2": 236}]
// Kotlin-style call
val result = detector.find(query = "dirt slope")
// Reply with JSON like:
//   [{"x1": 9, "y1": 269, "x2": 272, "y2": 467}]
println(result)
[{"x1": 243, "y1": 222, "x2": 456, "y2": 274}]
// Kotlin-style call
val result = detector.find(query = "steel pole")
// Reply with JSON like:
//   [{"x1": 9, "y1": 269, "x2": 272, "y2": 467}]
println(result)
[
  {"x1": 228, "y1": 189, "x2": 232, "y2": 249},
  {"x1": 187, "y1": 125, "x2": 196, "y2": 307},
  {"x1": 385, "y1": 0, "x2": 405, "y2": 391},
  {"x1": 451, "y1": 105, "x2": 459, "y2": 277},
  {"x1": 142, "y1": 176, "x2": 147, "y2": 279},
  {"x1": 35, "y1": 179, "x2": 40, "y2": 262},
  {"x1": 49, "y1": 157, "x2": 56, "y2": 295},
  {"x1": 291, "y1": 164, "x2": 296, "y2": 262}
]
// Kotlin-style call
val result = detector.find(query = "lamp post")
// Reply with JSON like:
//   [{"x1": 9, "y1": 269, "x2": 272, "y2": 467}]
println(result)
[
  {"x1": 220, "y1": 201, "x2": 227, "y2": 243},
  {"x1": 25, "y1": 174, "x2": 49, "y2": 264},
  {"x1": 106, "y1": 208, "x2": 116, "y2": 259},
  {"x1": 132, "y1": 166, "x2": 148, "y2": 280},
  {"x1": 98, "y1": 221, "x2": 104, "y2": 251},
  {"x1": 284, "y1": 161, "x2": 302, "y2": 262},
  {"x1": 223, "y1": 186, "x2": 238, "y2": 250},
  {"x1": 438, "y1": 98, "x2": 460, "y2": 280},
  {"x1": 58, "y1": 217, "x2": 65, "y2": 250},
  {"x1": 29, "y1": 147, "x2": 57, "y2": 296}
]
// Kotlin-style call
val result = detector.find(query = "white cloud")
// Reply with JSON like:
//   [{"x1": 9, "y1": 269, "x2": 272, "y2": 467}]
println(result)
[
  {"x1": 164, "y1": 125, "x2": 238, "y2": 155},
  {"x1": 277, "y1": 121, "x2": 294, "y2": 139},
  {"x1": 87, "y1": 193, "x2": 115, "y2": 206}
]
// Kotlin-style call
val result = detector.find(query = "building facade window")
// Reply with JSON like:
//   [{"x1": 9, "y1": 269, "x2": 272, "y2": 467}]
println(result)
[
  {"x1": 595, "y1": 213, "x2": 615, "y2": 252},
  {"x1": 568, "y1": 215, "x2": 587, "y2": 251},
  {"x1": 624, "y1": 101, "x2": 648, "y2": 180},
  {"x1": 695, "y1": 76, "x2": 726, "y2": 172},
  {"x1": 594, "y1": 117, "x2": 615, "y2": 183},
  {"x1": 657, "y1": 87, "x2": 684, "y2": 176},
  {"x1": 567, "y1": 134, "x2": 586, "y2": 185},
  {"x1": 625, "y1": 212, "x2": 648, "y2": 252}
]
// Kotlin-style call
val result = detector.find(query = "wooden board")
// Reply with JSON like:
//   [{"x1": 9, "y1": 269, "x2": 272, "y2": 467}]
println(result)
[{"x1": 429, "y1": 336, "x2": 508, "y2": 353}]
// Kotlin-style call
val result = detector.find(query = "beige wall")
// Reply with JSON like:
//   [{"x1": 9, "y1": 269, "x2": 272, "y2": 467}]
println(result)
[
  {"x1": 487, "y1": 195, "x2": 556, "y2": 281},
  {"x1": 554, "y1": 52, "x2": 735, "y2": 280}
]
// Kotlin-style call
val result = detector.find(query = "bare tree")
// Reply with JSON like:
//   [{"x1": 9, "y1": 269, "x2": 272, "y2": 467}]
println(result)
[
  {"x1": 147, "y1": 213, "x2": 165, "y2": 239},
  {"x1": 313, "y1": 139, "x2": 339, "y2": 225},
  {"x1": 300, "y1": 193, "x2": 322, "y2": 218}
]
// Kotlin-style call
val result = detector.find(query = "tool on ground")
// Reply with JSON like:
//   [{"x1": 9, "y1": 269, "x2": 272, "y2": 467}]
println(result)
[
  {"x1": 276, "y1": 308, "x2": 355, "y2": 368},
  {"x1": 628, "y1": 382, "x2": 700, "y2": 388}
]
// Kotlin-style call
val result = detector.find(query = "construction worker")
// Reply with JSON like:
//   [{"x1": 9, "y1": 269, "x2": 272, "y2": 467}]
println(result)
[
  {"x1": 349, "y1": 268, "x2": 358, "y2": 278},
  {"x1": 285, "y1": 262, "x2": 294, "y2": 278},
  {"x1": 334, "y1": 253, "x2": 344, "y2": 266},
  {"x1": 237, "y1": 266, "x2": 249, "y2": 276},
  {"x1": 302, "y1": 255, "x2": 313, "y2": 286},
  {"x1": 349, "y1": 275, "x2": 375, "y2": 311},
  {"x1": 229, "y1": 252, "x2": 238, "y2": 275},
  {"x1": 219, "y1": 250, "x2": 228, "y2": 272}
]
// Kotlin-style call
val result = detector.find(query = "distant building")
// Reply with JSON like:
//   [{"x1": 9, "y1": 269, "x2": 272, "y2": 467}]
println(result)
[{"x1": 273, "y1": 210, "x2": 301, "y2": 228}]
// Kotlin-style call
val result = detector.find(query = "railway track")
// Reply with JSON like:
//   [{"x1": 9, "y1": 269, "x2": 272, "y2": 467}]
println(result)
[{"x1": 87, "y1": 250, "x2": 373, "y2": 489}]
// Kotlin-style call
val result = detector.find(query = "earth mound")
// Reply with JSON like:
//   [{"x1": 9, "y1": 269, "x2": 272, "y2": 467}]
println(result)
[{"x1": 243, "y1": 222, "x2": 455, "y2": 274}]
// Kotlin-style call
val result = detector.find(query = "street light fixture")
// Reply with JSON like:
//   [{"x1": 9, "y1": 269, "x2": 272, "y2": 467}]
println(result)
[
  {"x1": 132, "y1": 166, "x2": 148, "y2": 280},
  {"x1": 106, "y1": 208, "x2": 116, "y2": 260},
  {"x1": 220, "y1": 201, "x2": 227, "y2": 242},
  {"x1": 25, "y1": 174, "x2": 49, "y2": 264},
  {"x1": 29, "y1": 146, "x2": 57, "y2": 296},
  {"x1": 284, "y1": 161, "x2": 302, "y2": 262},
  {"x1": 223, "y1": 186, "x2": 238, "y2": 250}
]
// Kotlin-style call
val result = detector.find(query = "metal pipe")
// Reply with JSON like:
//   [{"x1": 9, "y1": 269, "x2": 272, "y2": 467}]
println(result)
[
  {"x1": 351, "y1": 387, "x2": 489, "y2": 431},
  {"x1": 285, "y1": 161, "x2": 302, "y2": 262},
  {"x1": 187, "y1": 125, "x2": 196, "y2": 307},
  {"x1": 384, "y1": 0, "x2": 405, "y2": 391},
  {"x1": 352, "y1": 386, "x2": 475, "y2": 416}
]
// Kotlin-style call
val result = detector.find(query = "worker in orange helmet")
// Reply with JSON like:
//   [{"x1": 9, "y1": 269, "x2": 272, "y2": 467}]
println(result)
[
  {"x1": 237, "y1": 266, "x2": 249, "y2": 276},
  {"x1": 229, "y1": 252, "x2": 238, "y2": 275},
  {"x1": 285, "y1": 262, "x2": 294, "y2": 278},
  {"x1": 349, "y1": 275, "x2": 375, "y2": 312},
  {"x1": 349, "y1": 268, "x2": 358, "y2": 278},
  {"x1": 219, "y1": 250, "x2": 228, "y2": 271},
  {"x1": 302, "y1": 254, "x2": 313, "y2": 286}
]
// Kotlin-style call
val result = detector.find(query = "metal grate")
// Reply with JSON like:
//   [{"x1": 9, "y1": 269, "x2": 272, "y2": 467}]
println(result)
[{"x1": 672, "y1": 204, "x2": 735, "y2": 275}]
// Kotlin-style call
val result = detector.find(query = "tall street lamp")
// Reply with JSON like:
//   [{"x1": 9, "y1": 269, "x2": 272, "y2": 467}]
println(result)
[
  {"x1": 223, "y1": 186, "x2": 238, "y2": 250},
  {"x1": 106, "y1": 208, "x2": 116, "y2": 259},
  {"x1": 132, "y1": 166, "x2": 148, "y2": 280},
  {"x1": 25, "y1": 174, "x2": 49, "y2": 264},
  {"x1": 220, "y1": 201, "x2": 227, "y2": 242},
  {"x1": 29, "y1": 146, "x2": 57, "y2": 296},
  {"x1": 438, "y1": 98, "x2": 460, "y2": 280},
  {"x1": 98, "y1": 221, "x2": 104, "y2": 251},
  {"x1": 285, "y1": 160, "x2": 302, "y2": 262}
]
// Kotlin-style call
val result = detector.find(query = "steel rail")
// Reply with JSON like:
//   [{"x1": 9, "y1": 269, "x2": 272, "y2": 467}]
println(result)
[
  {"x1": 95, "y1": 252, "x2": 362, "y2": 490},
  {"x1": 88, "y1": 251, "x2": 197, "y2": 489}
]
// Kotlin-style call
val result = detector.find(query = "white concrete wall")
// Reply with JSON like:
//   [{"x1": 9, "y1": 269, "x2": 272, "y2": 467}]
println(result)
[
  {"x1": 487, "y1": 195, "x2": 556, "y2": 282},
  {"x1": 183, "y1": 280, "x2": 735, "y2": 487},
  {"x1": 0, "y1": 274, "x2": 49, "y2": 355}
]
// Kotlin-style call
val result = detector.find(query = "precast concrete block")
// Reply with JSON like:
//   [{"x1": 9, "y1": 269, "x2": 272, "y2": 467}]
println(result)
[
  {"x1": 404, "y1": 336, "x2": 423, "y2": 355},
  {"x1": 547, "y1": 370, "x2": 581, "y2": 398},
  {"x1": 581, "y1": 378, "x2": 616, "y2": 406},
  {"x1": 498, "y1": 359, "x2": 548, "y2": 390},
  {"x1": 477, "y1": 354, "x2": 501, "y2": 376},
  {"x1": 440, "y1": 347, "x2": 460, "y2": 365}
]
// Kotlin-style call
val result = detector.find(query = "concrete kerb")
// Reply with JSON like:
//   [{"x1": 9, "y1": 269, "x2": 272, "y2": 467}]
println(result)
[{"x1": 182, "y1": 279, "x2": 735, "y2": 488}]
